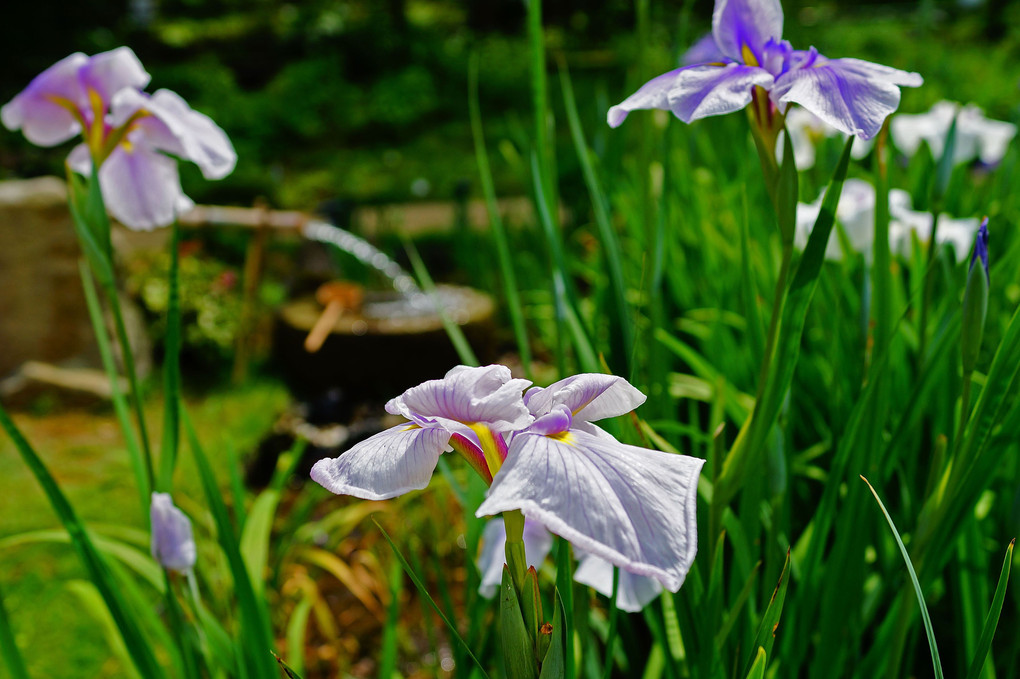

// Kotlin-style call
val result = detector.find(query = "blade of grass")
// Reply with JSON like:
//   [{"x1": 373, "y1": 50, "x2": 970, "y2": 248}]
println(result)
[
  {"x1": 964, "y1": 539, "x2": 1014, "y2": 679},
  {"x1": 468, "y1": 53, "x2": 531, "y2": 377},
  {"x1": 554, "y1": 537, "x2": 576, "y2": 679},
  {"x1": 79, "y1": 261, "x2": 149, "y2": 516},
  {"x1": 0, "y1": 402, "x2": 166, "y2": 678},
  {"x1": 559, "y1": 61, "x2": 633, "y2": 375},
  {"x1": 158, "y1": 219, "x2": 182, "y2": 492},
  {"x1": 861, "y1": 475, "x2": 944, "y2": 679},
  {"x1": 0, "y1": 581, "x2": 29, "y2": 679},
  {"x1": 403, "y1": 237, "x2": 479, "y2": 366},
  {"x1": 373, "y1": 519, "x2": 491, "y2": 678},
  {"x1": 530, "y1": 153, "x2": 598, "y2": 373},
  {"x1": 182, "y1": 408, "x2": 278, "y2": 679}
]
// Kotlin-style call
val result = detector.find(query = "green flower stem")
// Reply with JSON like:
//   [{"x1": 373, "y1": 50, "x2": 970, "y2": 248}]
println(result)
[
  {"x1": 504, "y1": 509, "x2": 528, "y2": 593},
  {"x1": 79, "y1": 261, "x2": 150, "y2": 515}
]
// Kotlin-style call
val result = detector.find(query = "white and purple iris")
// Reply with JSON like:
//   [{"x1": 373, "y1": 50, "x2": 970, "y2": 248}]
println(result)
[
  {"x1": 608, "y1": 0, "x2": 923, "y2": 142},
  {"x1": 2, "y1": 47, "x2": 235, "y2": 230},
  {"x1": 311, "y1": 365, "x2": 704, "y2": 596}
]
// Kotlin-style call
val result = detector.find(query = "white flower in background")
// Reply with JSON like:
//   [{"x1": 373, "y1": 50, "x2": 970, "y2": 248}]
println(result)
[
  {"x1": 891, "y1": 100, "x2": 1017, "y2": 165},
  {"x1": 796, "y1": 178, "x2": 981, "y2": 263},
  {"x1": 777, "y1": 107, "x2": 874, "y2": 169}
]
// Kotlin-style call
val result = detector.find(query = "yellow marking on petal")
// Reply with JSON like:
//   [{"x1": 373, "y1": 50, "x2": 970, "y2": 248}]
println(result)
[
  {"x1": 549, "y1": 431, "x2": 575, "y2": 446},
  {"x1": 469, "y1": 423, "x2": 504, "y2": 476},
  {"x1": 400, "y1": 423, "x2": 421, "y2": 432},
  {"x1": 741, "y1": 44, "x2": 759, "y2": 67},
  {"x1": 86, "y1": 87, "x2": 107, "y2": 158}
]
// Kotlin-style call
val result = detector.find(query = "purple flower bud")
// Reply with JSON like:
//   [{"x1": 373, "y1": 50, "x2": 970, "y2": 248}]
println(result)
[
  {"x1": 150, "y1": 493, "x2": 196, "y2": 573},
  {"x1": 970, "y1": 217, "x2": 989, "y2": 282}
]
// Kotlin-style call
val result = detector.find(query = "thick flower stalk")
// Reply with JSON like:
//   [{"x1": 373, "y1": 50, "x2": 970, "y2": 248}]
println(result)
[
  {"x1": 608, "y1": 0, "x2": 922, "y2": 151},
  {"x1": 2, "y1": 47, "x2": 235, "y2": 230},
  {"x1": 311, "y1": 366, "x2": 704, "y2": 594}
]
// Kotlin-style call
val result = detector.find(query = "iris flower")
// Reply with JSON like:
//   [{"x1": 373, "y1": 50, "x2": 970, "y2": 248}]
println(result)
[
  {"x1": 150, "y1": 493, "x2": 197, "y2": 573},
  {"x1": 891, "y1": 100, "x2": 1017, "y2": 166},
  {"x1": 608, "y1": 0, "x2": 922, "y2": 143},
  {"x1": 795, "y1": 178, "x2": 981, "y2": 263},
  {"x1": 311, "y1": 366, "x2": 704, "y2": 593},
  {"x1": 2, "y1": 47, "x2": 235, "y2": 230}
]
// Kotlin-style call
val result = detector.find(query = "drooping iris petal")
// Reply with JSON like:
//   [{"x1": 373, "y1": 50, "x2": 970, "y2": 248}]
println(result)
[
  {"x1": 574, "y1": 553, "x2": 664, "y2": 613},
  {"x1": 477, "y1": 430, "x2": 704, "y2": 591},
  {"x1": 310, "y1": 424, "x2": 452, "y2": 501},
  {"x1": 1, "y1": 53, "x2": 89, "y2": 146},
  {"x1": 477, "y1": 518, "x2": 554, "y2": 598},
  {"x1": 387, "y1": 364, "x2": 532, "y2": 433},
  {"x1": 773, "y1": 57, "x2": 923, "y2": 140},
  {"x1": 607, "y1": 67, "x2": 690, "y2": 129},
  {"x1": 81, "y1": 132, "x2": 194, "y2": 231},
  {"x1": 150, "y1": 492, "x2": 197, "y2": 573},
  {"x1": 670, "y1": 64, "x2": 774, "y2": 123},
  {"x1": 524, "y1": 373, "x2": 646, "y2": 423},
  {"x1": 712, "y1": 0, "x2": 784, "y2": 64},
  {"x1": 111, "y1": 88, "x2": 236, "y2": 180},
  {"x1": 682, "y1": 32, "x2": 727, "y2": 66},
  {"x1": 78, "y1": 46, "x2": 150, "y2": 105}
]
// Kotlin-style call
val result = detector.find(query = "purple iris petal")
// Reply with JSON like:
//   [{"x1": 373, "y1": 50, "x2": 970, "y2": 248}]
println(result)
[
  {"x1": 970, "y1": 218, "x2": 989, "y2": 281},
  {"x1": 772, "y1": 56, "x2": 923, "y2": 140},
  {"x1": 387, "y1": 364, "x2": 532, "y2": 433},
  {"x1": 574, "y1": 553, "x2": 664, "y2": 613},
  {"x1": 712, "y1": 0, "x2": 784, "y2": 64},
  {"x1": 682, "y1": 32, "x2": 727, "y2": 66},
  {"x1": 150, "y1": 492, "x2": 196, "y2": 573},
  {"x1": 77, "y1": 47, "x2": 150, "y2": 107},
  {"x1": 476, "y1": 429, "x2": 704, "y2": 591},
  {"x1": 670, "y1": 64, "x2": 774, "y2": 123},
  {"x1": 608, "y1": 67, "x2": 691, "y2": 128},
  {"x1": 528, "y1": 405, "x2": 573, "y2": 436},
  {"x1": 310, "y1": 424, "x2": 452, "y2": 500},
  {"x1": 111, "y1": 88, "x2": 236, "y2": 180},
  {"x1": 1, "y1": 53, "x2": 89, "y2": 146},
  {"x1": 525, "y1": 373, "x2": 646, "y2": 423},
  {"x1": 477, "y1": 518, "x2": 554, "y2": 598},
  {"x1": 69, "y1": 133, "x2": 194, "y2": 231}
]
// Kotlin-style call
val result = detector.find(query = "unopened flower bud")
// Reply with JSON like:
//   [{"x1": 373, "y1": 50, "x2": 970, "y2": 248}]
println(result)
[
  {"x1": 150, "y1": 492, "x2": 196, "y2": 573},
  {"x1": 961, "y1": 218, "x2": 989, "y2": 375}
]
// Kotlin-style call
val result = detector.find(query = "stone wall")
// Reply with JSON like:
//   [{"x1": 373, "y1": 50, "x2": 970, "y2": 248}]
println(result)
[{"x1": 0, "y1": 177, "x2": 98, "y2": 378}]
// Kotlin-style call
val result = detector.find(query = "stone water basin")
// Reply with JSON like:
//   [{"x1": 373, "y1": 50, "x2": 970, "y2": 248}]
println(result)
[{"x1": 274, "y1": 284, "x2": 495, "y2": 399}]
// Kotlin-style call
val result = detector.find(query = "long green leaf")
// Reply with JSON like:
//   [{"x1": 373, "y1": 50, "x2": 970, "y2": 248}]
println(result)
[
  {"x1": 468, "y1": 52, "x2": 532, "y2": 377},
  {"x1": 66, "y1": 580, "x2": 143, "y2": 679},
  {"x1": 560, "y1": 62, "x2": 633, "y2": 375},
  {"x1": 0, "y1": 403, "x2": 166, "y2": 678},
  {"x1": 0, "y1": 581, "x2": 29, "y2": 679},
  {"x1": 741, "y1": 551, "x2": 790, "y2": 677},
  {"x1": 79, "y1": 261, "x2": 149, "y2": 516},
  {"x1": 964, "y1": 540, "x2": 1014, "y2": 679},
  {"x1": 159, "y1": 219, "x2": 183, "y2": 492},
  {"x1": 182, "y1": 408, "x2": 278, "y2": 679},
  {"x1": 862, "y1": 476, "x2": 944, "y2": 679},
  {"x1": 374, "y1": 519, "x2": 490, "y2": 678},
  {"x1": 403, "y1": 237, "x2": 479, "y2": 366}
]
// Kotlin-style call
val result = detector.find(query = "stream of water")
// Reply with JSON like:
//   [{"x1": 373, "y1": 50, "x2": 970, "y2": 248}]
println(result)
[{"x1": 302, "y1": 220, "x2": 455, "y2": 318}]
